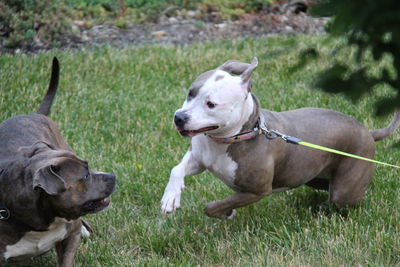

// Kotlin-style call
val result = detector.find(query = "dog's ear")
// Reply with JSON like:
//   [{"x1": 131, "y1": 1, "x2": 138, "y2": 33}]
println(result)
[
  {"x1": 218, "y1": 60, "x2": 251, "y2": 75},
  {"x1": 33, "y1": 164, "x2": 66, "y2": 195},
  {"x1": 218, "y1": 58, "x2": 258, "y2": 92},
  {"x1": 240, "y1": 57, "x2": 258, "y2": 92},
  {"x1": 19, "y1": 141, "x2": 54, "y2": 158}
]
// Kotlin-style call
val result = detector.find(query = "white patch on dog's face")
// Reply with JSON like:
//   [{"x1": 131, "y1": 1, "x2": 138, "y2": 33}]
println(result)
[{"x1": 176, "y1": 70, "x2": 252, "y2": 137}]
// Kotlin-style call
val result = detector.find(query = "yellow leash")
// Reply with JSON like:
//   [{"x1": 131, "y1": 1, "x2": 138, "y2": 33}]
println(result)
[
  {"x1": 265, "y1": 129, "x2": 400, "y2": 169},
  {"x1": 298, "y1": 141, "x2": 400, "y2": 169}
]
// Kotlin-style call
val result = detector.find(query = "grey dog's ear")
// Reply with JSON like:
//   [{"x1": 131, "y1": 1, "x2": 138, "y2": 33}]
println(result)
[
  {"x1": 218, "y1": 57, "x2": 258, "y2": 91},
  {"x1": 33, "y1": 165, "x2": 66, "y2": 195},
  {"x1": 218, "y1": 57, "x2": 258, "y2": 77},
  {"x1": 241, "y1": 57, "x2": 258, "y2": 84},
  {"x1": 18, "y1": 141, "x2": 54, "y2": 158},
  {"x1": 241, "y1": 57, "x2": 258, "y2": 92},
  {"x1": 218, "y1": 60, "x2": 252, "y2": 75}
]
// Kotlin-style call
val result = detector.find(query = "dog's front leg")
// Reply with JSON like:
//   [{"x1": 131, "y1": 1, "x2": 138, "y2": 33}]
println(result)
[
  {"x1": 161, "y1": 150, "x2": 204, "y2": 214},
  {"x1": 204, "y1": 191, "x2": 269, "y2": 219},
  {"x1": 56, "y1": 223, "x2": 81, "y2": 267}
]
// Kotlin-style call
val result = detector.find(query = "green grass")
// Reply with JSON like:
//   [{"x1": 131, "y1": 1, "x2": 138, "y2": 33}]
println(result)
[{"x1": 1, "y1": 36, "x2": 399, "y2": 266}]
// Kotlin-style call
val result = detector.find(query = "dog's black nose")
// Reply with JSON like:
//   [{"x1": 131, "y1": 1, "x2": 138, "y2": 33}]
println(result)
[
  {"x1": 103, "y1": 172, "x2": 116, "y2": 194},
  {"x1": 105, "y1": 172, "x2": 116, "y2": 182},
  {"x1": 174, "y1": 112, "x2": 189, "y2": 128}
]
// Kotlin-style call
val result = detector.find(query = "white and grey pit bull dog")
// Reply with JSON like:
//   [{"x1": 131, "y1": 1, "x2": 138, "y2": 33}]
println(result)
[{"x1": 161, "y1": 58, "x2": 400, "y2": 219}]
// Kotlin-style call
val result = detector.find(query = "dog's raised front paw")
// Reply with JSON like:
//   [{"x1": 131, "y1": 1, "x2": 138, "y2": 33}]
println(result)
[{"x1": 161, "y1": 188, "x2": 182, "y2": 214}]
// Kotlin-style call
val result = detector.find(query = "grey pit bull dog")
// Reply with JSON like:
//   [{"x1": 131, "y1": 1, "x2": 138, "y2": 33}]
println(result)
[
  {"x1": 0, "y1": 58, "x2": 116, "y2": 266},
  {"x1": 161, "y1": 57, "x2": 400, "y2": 219}
]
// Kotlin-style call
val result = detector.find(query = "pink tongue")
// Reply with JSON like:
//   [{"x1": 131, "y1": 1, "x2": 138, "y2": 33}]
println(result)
[
  {"x1": 188, "y1": 131, "x2": 197, "y2": 137},
  {"x1": 100, "y1": 198, "x2": 109, "y2": 205}
]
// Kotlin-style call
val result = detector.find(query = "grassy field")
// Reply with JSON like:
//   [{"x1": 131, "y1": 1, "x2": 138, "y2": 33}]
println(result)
[{"x1": 1, "y1": 36, "x2": 399, "y2": 266}]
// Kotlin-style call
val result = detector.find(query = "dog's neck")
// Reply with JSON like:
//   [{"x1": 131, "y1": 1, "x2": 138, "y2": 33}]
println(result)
[{"x1": 238, "y1": 94, "x2": 261, "y2": 133}]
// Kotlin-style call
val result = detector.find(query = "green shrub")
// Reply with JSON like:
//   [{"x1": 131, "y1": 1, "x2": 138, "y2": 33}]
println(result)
[
  {"x1": 0, "y1": 0, "x2": 276, "y2": 49},
  {"x1": 0, "y1": 0, "x2": 72, "y2": 48},
  {"x1": 66, "y1": 0, "x2": 273, "y2": 22},
  {"x1": 199, "y1": 0, "x2": 271, "y2": 20}
]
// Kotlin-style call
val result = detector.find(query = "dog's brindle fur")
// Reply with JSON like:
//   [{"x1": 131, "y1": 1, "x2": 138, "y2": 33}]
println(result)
[
  {"x1": 0, "y1": 58, "x2": 115, "y2": 266},
  {"x1": 161, "y1": 58, "x2": 400, "y2": 219}
]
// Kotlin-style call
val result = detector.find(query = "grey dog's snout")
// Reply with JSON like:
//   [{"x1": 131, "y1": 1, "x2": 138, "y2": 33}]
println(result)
[
  {"x1": 104, "y1": 172, "x2": 116, "y2": 182},
  {"x1": 174, "y1": 112, "x2": 189, "y2": 128},
  {"x1": 101, "y1": 172, "x2": 116, "y2": 195}
]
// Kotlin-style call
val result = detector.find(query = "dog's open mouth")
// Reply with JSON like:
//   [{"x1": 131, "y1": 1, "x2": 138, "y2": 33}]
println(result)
[
  {"x1": 178, "y1": 126, "x2": 219, "y2": 137},
  {"x1": 82, "y1": 198, "x2": 110, "y2": 214}
]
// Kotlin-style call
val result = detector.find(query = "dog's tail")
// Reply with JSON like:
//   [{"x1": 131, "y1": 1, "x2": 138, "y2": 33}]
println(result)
[
  {"x1": 370, "y1": 111, "x2": 400, "y2": 141},
  {"x1": 37, "y1": 57, "x2": 59, "y2": 116}
]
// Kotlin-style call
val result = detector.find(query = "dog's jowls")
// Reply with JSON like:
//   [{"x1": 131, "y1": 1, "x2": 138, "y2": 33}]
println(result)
[
  {"x1": 0, "y1": 58, "x2": 115, "y2": 266},
  {"x1": 161, "y1": 57, "x2": 400, "y2": 219}
]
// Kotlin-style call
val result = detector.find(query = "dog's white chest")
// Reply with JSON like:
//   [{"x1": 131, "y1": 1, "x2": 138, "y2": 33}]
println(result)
[
  {"x1": 192, "y1": 136, "x2": 238, "y2": 188},
  {"x1": 3, "y1": 217, "x2": 69, "y2": 260}
]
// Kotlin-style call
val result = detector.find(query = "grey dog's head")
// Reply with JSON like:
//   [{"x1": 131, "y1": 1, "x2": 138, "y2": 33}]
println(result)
[{"x1": 21, "y1": 142, "x2": 115, "y2": 220}]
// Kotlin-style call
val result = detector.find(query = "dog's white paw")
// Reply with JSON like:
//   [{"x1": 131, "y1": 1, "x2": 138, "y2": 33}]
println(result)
[
  {"x1": 81, "y1": 225, "x2": 90, "y2": 238},
  {"x1": 161, "y1": 184, "x2": 184, "y2": 214},
  {"x1": 226, "y1": 209, "x2": 237, "y2": 220}
]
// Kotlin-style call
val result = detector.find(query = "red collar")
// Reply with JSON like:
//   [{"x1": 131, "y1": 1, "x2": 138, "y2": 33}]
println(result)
[
  {"x1": 206, "y1": 114, "x2": 268, "y2": 144},
  {"x1": 206, "y1": 128, "x2": 262, "y2": 144},
  {"x1": 206, "y1": 114, "x2": 279, "y2": 144}
]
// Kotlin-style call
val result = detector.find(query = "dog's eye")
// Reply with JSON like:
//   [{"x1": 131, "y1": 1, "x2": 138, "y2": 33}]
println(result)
[
  {"x1": 187, "y1": 90, "x2": 194, "y2": 100},
  {"x1": 206, "y1": 101, "x2": 216, "y2": 109},
  {"x1": 83, "y1": 174, "x2": 89, "y2": 180}
]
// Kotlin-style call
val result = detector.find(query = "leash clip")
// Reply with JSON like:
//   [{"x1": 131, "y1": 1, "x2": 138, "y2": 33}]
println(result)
[
  {"x1": 261, "y1": 128, "x2": 278, "y2": 140},
  {"x1": 270, "y1": 129, "x2": 302, "y2": 145},
  {"x1": 0, "y1": 208, "x2": 10, "y2": 220},
  {"x1": 258, "y1": 116, "x2": 278, "y2": 140},
  {"x1": 258, "y1": 114, "x2": 300, "y2": 144}
]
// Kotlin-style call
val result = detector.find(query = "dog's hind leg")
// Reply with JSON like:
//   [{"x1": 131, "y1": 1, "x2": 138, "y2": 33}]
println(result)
[
  {"x1": 204, "y1": 192, "x2": 267, "y2": 219},
  {"x1": 328, "y1": 158, "x2": 374, "y2": 207}
]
